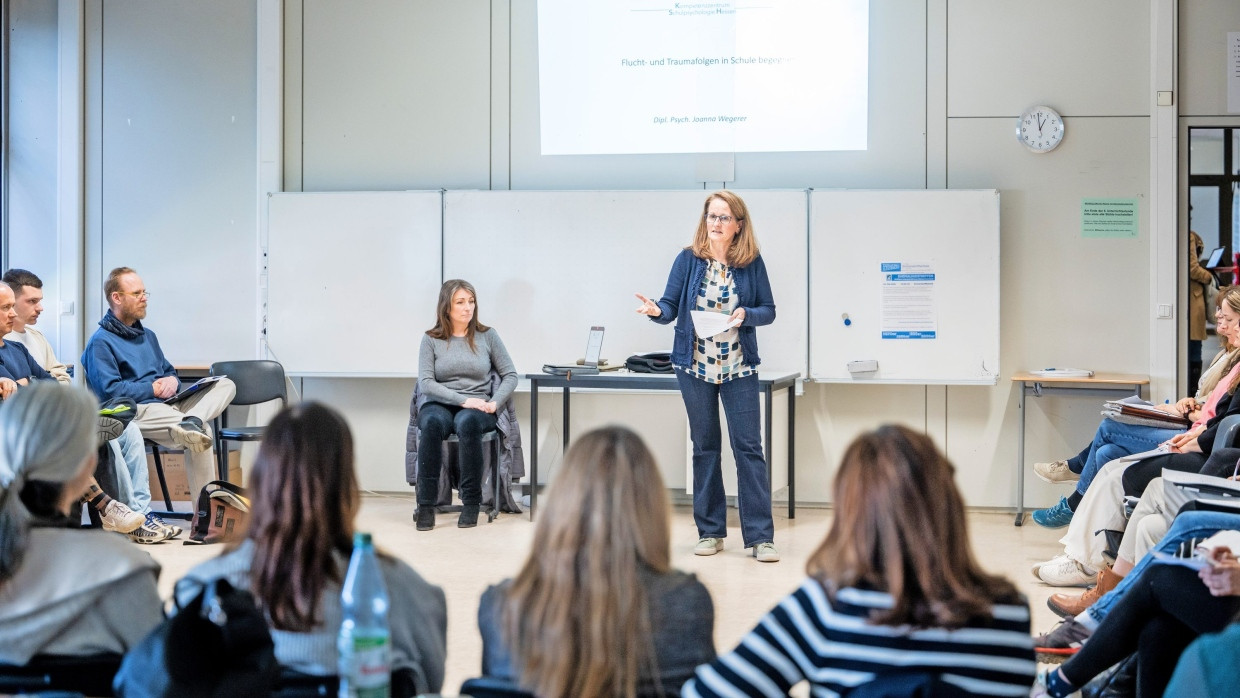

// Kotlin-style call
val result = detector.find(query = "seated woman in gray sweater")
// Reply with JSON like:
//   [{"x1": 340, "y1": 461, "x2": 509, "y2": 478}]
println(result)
[
  {"x1": 177, "y1": 402, "x2": 447, "y2": 695},
  {"x1": 478, "y1": 426, "x2": 716, "y2": 698},
  {"x1": 415, "y1": 279, "x2": 518, "y2": 530}
]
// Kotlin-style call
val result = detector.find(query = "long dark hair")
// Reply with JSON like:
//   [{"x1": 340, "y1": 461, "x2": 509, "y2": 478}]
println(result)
[
  {"x1": 425, "y1": 279, "x2": 490, "y2": 352},
  {"x1": 240, "y1": 402, "x2": 359, "y2": 631},
  {"x1": 808, "y1": 424, "x2": 1018, "y2": 628}
]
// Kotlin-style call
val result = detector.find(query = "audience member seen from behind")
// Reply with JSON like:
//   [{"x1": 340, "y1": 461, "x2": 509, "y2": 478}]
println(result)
[
  {"x1": 683, "y1": 425, "x2": 1036, "y2": 697},
  {"x1": 175, "y1": 402, "x2": 447, "y2": 695},
  {"x1": 414, "y1": 279, "x2": 518, "y2": 530},
  {"x1": 0, "y1": 382, "x2": 162, "y2": 665},
  {"x1": 478, "y1": 426, "x2": 716, "y2": 698}
]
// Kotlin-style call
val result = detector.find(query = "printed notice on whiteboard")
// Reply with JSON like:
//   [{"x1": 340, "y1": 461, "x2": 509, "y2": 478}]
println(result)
[
  {"x1": 1230, "y1": 32, "x2": 1240, "y2": 114},
  {"x1": 880, "y1": 262, "x2": 937, "y2": 339}
]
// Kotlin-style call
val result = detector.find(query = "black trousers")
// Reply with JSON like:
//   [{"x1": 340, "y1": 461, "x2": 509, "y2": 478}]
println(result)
[
  {"x1": 1121, "y1": 453, "x2": 1206, "y2": 498},
  {"x1": 1061, "y1": 564, "x2": 1240, "y2": 697},
  {"x1": 417, "y1": 402, "x2": 497, "y2": 507}
]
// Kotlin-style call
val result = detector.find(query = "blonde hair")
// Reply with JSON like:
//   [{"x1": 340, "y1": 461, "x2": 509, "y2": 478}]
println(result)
[
  {"x1": 808, "y1": 424, "x2": 1018, "y2": 628},
  {"x1": 688, "y1": 191, "x2": 760, "y2": 267},
  {"x1": 501, "y1": 426, "x2": 671, "y2": 698}
]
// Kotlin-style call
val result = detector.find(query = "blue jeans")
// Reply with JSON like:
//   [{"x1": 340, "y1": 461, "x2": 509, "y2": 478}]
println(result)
[
  {"x1": 1085, "y1": 509, "x2": 1240, "y2": 626},
  {"x1": 110, "y1": 422, "x2": 151, "y2": 513},
  {"x1": 676, "y1": 371, "x2": 774, "y2": 548},
  {"x1": 1075, "y1": 419, "x2": 1183, "y2": 496},
  {"x1": 417, "y1": 402, "x2": 497, "y2": 507}
]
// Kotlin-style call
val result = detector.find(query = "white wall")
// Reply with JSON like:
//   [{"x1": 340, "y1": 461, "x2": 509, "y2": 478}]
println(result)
[{"x1": 15, "y1": 0, "x2": 1240, "y2": 507}]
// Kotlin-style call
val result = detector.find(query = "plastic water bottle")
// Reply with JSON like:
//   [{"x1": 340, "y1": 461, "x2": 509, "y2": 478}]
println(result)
[{"x1": 338, "y1": 532, "x2": 391, "y2": 698}]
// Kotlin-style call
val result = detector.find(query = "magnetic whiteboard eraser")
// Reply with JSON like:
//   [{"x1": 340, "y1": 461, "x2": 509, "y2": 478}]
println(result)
[{"x1": 847, "y1": 360, "x2": 879, "y2": 373}]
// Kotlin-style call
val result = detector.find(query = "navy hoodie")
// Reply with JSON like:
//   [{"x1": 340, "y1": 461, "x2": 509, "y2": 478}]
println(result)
[{"x1": 81, "y1": 310, "x2": 177, "y2": 404}]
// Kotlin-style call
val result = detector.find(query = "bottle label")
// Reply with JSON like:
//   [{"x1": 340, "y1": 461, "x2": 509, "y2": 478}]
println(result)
[{"x1": 341, "y1": 635, "x2": 390, "y2": 698}]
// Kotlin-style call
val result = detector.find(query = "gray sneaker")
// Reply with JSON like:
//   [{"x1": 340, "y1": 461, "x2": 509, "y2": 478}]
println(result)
[
  {"x1": 694, "y1": 537, "x2": 724, "y2": 556},
  {"x1": 1034, "y1": 460, "x2": 1079, "y2": 484},
  {"x1": 172, "y1": 417, "x2": 212, "y2": 453},
  {"x1": 97, "y1": 415, "x2": 125, "y2": 444},
  {"x1": 1034, "y1": 618, "x2": 1091, "y2": 663},
  {"x1": 127, "y1": 517, "x2": 175, "y2": 544},
  {"x1": 752, "y1": 542, "x2": 780, "y2": 563}
]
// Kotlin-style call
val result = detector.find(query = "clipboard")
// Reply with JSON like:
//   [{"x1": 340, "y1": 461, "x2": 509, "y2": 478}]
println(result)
[{"x1": 164, "y1": 375, "x2": 225, "y2": 404}]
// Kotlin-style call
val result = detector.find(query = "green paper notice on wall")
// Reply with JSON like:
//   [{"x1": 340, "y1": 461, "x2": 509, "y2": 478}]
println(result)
[{"x1": 1081, "y1": 199, "x2": 1138, "y2": 238}]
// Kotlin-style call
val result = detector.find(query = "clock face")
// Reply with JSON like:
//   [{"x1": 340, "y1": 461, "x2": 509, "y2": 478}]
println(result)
[{"x1": 1017, "y1": 106, "x2": 1064, "y2": 153}]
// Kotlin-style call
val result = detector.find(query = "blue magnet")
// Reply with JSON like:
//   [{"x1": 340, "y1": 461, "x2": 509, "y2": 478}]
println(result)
[{"x1": 842, "y1": 313, "x2": 852, "y2": 326}]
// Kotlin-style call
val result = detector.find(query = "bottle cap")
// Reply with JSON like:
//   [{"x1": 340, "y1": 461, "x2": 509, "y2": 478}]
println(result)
[{"x1": 353, "y1": 531, "x2": 372, "y2": 546}]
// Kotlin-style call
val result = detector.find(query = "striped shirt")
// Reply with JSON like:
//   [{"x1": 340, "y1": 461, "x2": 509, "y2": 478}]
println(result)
[{"x1": 682, "y1": 580, "x2": 1036, "y2": 698}]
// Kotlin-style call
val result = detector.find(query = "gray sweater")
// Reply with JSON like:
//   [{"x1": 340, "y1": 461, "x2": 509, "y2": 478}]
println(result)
[
  {"x1": 418, "y1": 329, "x2": 518, "y2": 408},
  {"x1": 178, "y1": 539, "x2": 448, "y2": 695},
  {"x1": 478, "y1": 566, "x2": 716, "y2": 696}
]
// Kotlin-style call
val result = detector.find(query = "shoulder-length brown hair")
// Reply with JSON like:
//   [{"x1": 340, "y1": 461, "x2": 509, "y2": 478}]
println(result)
[
  {"x1": 425, "y1": 279, "x2": 491, "y2": 352},
  {"x1": 502, "y1": 426, "x2": 671, "y2": 698},
  {"x1": 808, "y1": 424, "x2": 1018, "y2": 629},
  {"x1": 240, "y1": 402, "x2": 359, "y2": 631},
  {"x1": 688, "y1": 190, "x2": 760, "y2": 267}
]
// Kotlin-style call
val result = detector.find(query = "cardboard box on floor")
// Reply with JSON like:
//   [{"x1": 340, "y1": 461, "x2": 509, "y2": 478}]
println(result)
[{"x1": 146, "y1": 449, "x2": 242, "y2": 502}]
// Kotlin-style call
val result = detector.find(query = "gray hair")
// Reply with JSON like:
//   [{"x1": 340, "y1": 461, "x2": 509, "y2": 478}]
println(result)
[{"x1": 0, "y1": 382, "x2": 99, "y2": 584}]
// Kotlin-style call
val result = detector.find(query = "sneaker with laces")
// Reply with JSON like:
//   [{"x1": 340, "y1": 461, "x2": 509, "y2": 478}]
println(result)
[
  {"x1": 1036, "y1": 555, "x2": 1096, "y2": 587},
  {"x1": 1034, "y1": 618, "x2": 1092, "y2": 663},
  {"x1": 97, "y1": 415, "x2": 126, "y2": 444},
  {"x1": 172, "y1": 417, "x2": 212, "y2": 453},
  {"x1": 752, "y1": 542, "x2": 780, "y2": 563},
  {"x1": 1033, "y1": 460, "x2": 1079, "y2": 484},
  {"x1": 99, "y1": 500, "x2": 145, "y2": 533},
  {"x1": 145, "y1": 512, "x2": 183, "y2": 539},
  {"x1": 127, "y1": 517, "x2": 175, "y2": 544},
  {"x1": 694, "y1": 537, "x2": 724, "y2": 556},
  {"x1": 1032, "y1": 496, "x2": 1075, "y2": 529}
]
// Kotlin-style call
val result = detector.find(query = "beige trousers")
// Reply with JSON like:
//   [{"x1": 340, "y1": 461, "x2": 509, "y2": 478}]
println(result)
[{"x1": 135, "y1": 377, "x2": 236, "y2": 500}]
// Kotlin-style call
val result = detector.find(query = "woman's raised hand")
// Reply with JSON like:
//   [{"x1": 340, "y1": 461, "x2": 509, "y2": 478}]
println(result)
[{"x1": 634, "y1": 293, "x2": 662, "y2": 317}]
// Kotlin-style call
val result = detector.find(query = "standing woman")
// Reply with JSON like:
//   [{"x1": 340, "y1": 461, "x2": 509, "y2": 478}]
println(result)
[
  {"x1": 636, "y1": 191, "x2": 778, "y2": 562},
  {"x1": 416, "y1": 279, "x2": 518, "y2": 530}
]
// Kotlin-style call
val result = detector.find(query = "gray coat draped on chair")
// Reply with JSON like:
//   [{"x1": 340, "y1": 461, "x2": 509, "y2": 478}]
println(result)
[{"x1": 405, "y1": 372, "x2": 525, "y2": 513}]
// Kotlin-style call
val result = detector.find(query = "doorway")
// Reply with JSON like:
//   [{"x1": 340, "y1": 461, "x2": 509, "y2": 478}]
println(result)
[{"x1": 1187, "y1": 128, "x2": 1240, "y2": 394}]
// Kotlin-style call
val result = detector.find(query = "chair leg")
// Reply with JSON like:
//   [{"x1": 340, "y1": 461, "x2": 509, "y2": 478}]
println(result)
[
  {"x1": 487, "y1": 436, "x2": 501, "y2": 522},
  {"x1": 146, "y1": 440, "x2": 193, "y2": 520}
]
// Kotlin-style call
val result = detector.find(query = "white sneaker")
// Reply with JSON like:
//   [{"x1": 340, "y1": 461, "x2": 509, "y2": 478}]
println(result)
[
  {"x1": 99, "y1": 500, "x2": 145, "y2": 533},
  {"x1": 1034, "y1": 460, "x2": 1079, "y2": 484},
  {"x1": 1036, "y1": 556, "x2": 1095, "y2": 587},
  {"x1": 127, "y1": 517, "x2": 175, "y2": 544},
  {"x1": 145, "y1": 512, "x2": 183, "y2": 539},
  {"x1": 752, "y1": 542, "x2": 780, "y2": 563},
  {"x1": 694, "y1": 537, "x2": 724, "y2": 556}
]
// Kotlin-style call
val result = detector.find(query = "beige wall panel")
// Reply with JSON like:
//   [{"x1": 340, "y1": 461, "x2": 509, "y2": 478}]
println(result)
[
  {"x1": 948, "y1": 0, "x2": 1148, "y2": 117},
  {"x1": 300, "y1": 0, "x2": 491, "y2": 191},
  {"x1": 945, "y1": 116, "x2": 1152, "y2": 507},
  {"x1": 1179, "y1": 1, "x2": 1240, "y2": 116}
]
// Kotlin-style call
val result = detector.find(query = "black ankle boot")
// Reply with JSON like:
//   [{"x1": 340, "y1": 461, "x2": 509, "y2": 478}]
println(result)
[
  {"x1": 458, "y1": 504, "x2": 480, "y2": 528},
  {"x1": 415, "y1": 506, "x2": 435, "y2": 531}
]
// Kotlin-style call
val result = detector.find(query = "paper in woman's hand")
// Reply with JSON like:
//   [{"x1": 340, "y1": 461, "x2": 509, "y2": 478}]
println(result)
[{"x1": 690, "y1": 310, "x2": 741, "y2": 339}]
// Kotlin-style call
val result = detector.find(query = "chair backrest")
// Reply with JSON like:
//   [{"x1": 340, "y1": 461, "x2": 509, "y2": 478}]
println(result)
[
  {"x1": 0, "y1": 653, "x2": 123, "y2": 696},
  {"x1": 459, "y1": 676, "x2": 538, "y2": 698},
  {"x1": 211, "y1": 360, "x2": 288, "y2": 407}
]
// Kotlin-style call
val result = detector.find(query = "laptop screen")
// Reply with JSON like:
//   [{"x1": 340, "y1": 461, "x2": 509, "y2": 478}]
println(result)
[
  {"x1": 584, "y1": 326, "x2": 605, "y2": 367},
  {"x1": 1207, "y1": 247, "x2": 1226, "y2": 268}
]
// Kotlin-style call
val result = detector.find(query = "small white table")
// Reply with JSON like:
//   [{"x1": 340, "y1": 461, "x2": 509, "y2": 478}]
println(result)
[{"x1": 1012, "y1": 371, "x2": 1149, "y2": 526}]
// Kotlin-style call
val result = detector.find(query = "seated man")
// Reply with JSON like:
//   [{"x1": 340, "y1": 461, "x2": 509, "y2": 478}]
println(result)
[
  {"x1": 0, "y1": 280, "x2": 173, "y2": 542},
  {"x1": 1, "y1": 268, "x2": 178, "y2": 542},
  {"x1": 81, "y1": 267, "x2": 235, "y2": 507}
]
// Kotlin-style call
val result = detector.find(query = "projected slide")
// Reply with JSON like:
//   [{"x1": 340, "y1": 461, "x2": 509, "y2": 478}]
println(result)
[{"x1": 537, "y1": 0, "x2": 868, "y2": 155}]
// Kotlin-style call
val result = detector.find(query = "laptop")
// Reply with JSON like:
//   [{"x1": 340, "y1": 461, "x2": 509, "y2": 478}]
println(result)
[
  {"x1": 542, "y1": 326, "x2": 605, "y2": 375},
  {"x1": 1206, "y1": 246, "x2": 1226, "y2": 268}
]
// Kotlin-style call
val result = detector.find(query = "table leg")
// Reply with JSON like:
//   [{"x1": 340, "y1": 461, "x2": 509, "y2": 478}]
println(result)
[
  {"x1": 562, "y1": 387, "x2": 570, "y2": 453},
  {"x1": 788, "y1": 383, "x2": 796, "y2": 519},
  {"x1": 530, "y1": 383, "x2": 539, "y2": 520},
  {"x1": 764, "y1": 384, "x2": 773, "y2": 503},
  {"x1": 1016, "y1": 381, "x2": 1026, "y2": 526}
]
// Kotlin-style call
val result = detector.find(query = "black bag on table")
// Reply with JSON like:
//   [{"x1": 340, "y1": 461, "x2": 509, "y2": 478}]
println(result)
[{"x1": 625, "y1": 351, "x2": 674, "y2": 374}]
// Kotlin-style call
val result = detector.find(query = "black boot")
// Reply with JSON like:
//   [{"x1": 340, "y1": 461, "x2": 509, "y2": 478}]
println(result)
[
  {"x1": 458, "y1": 504, "x2": 480, "y2": 528},
  {"x1": 415, "y1": 506, "x2": 435, "y2": 531}
]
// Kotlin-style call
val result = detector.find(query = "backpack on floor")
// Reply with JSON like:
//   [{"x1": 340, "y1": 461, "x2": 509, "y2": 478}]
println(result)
[{"x1": 185, "y1": 480, "x2": 250, "y2": 545}]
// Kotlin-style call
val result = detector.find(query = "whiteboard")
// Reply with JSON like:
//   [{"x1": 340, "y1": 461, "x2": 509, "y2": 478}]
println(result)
[
  {"x1": 443, "y1": 190, "x2": 808, "y2": 377},
  {"x1": 266, "y1": 191, "x2": 442, "y2": 375},
  {"x1": 809, "y1": 190, "x2": 1000, "y2": 384}
]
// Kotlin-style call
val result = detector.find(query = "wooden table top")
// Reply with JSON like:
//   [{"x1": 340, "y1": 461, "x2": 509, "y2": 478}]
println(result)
[{"x1": 1011, "y1": 371, "x2": 1149, "y2": 385}]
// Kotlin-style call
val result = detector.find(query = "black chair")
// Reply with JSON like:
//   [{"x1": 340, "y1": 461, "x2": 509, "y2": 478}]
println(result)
[
  {"x1": 0, "y1": 652, "x2": 123, "y2": 696},
  {"x1": 210, "y1": 360, "x2": 288, "y2": 483},
  {"x1": 459, "y1": 676, "x2": 537, "y2": 698}
]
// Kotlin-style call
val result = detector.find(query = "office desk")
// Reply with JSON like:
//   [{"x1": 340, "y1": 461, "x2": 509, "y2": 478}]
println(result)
[
  {"x1": 1012, "y1": 372, "x2": 1149, "y2": 527},
  {"x1": 526, "y1": 371, "x2": 800, "y2": 520}
]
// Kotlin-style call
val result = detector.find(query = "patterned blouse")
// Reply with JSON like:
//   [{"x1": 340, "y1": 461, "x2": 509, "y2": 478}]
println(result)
[{"x1": 684, "y1": 260, "x2": 755, "y2": 384}]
